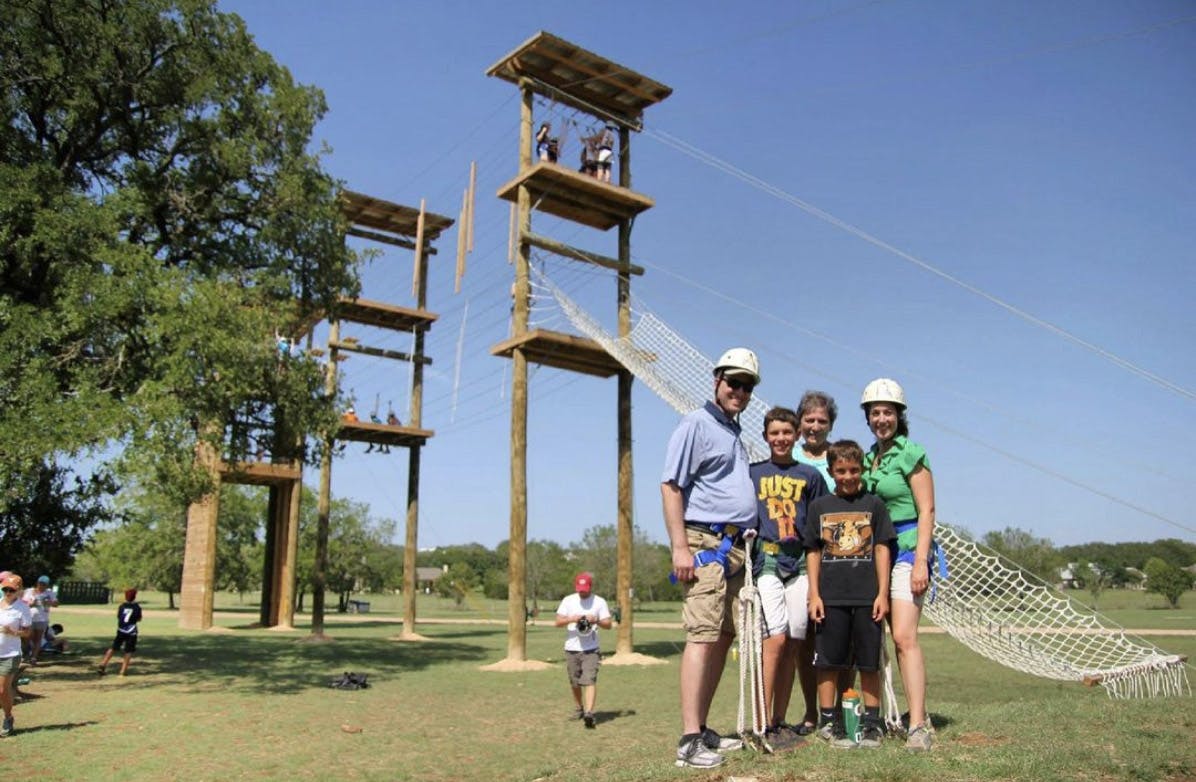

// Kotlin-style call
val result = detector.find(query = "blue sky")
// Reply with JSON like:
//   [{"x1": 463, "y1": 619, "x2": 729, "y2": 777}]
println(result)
[{"x1": 217, "y1": 0, "x2": 1195, "y2": 550}]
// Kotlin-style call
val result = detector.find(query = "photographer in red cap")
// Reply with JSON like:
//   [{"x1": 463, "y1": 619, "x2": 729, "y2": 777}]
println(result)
[{"x1": 554, "y1": 572, "x2": 612, "y2": 729}]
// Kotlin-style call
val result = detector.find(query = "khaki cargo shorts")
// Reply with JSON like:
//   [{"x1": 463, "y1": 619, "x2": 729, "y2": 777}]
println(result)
[{"x1": 681, "y1": 526, "x2": 747, "y2": 643}]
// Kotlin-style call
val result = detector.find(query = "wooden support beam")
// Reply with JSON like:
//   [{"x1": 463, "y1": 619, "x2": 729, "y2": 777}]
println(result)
[
  {"x1": 346, "y1": 227, "x2": 439, "y2": 254},
  {"x1": 523, "y1": 231, "x2": 644, "y2": 275},
  {"x1": 412, "y1": 199, "x2": 426, "y2": 298},
  {"x1": 328, "y1": 339, "x2": 432, "y2": 365},
  {"x1": 467, "y1": 160, "x2": 477, "y2": 253}
]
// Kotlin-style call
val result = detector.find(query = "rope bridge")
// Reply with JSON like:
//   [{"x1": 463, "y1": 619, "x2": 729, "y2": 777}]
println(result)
[{"x1": 536, "y1": 268, "x2": 1191, "y2": 699}]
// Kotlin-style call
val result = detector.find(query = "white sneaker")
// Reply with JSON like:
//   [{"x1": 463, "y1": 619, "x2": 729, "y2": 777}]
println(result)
[
  {"x1": 676, "y1": 736, "x2": 725, "y2": 768},
  {"x1": 905, "y1": 723, "x2": 933, "y2": 751}
]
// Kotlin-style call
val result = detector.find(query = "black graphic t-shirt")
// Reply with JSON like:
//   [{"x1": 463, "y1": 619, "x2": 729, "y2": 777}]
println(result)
[{"x1": 804, "y1": 492, "x2": 895, "y2": 606}]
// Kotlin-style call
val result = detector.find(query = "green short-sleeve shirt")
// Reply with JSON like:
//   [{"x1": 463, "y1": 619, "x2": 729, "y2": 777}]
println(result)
[{"x1": 863, "y1": 435, "x2": 930, "y2": 522}]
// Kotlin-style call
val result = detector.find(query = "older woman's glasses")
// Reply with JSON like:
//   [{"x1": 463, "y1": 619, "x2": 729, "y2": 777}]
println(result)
[{"x1": 1, "y1": 588, "x2": 15, "y2": 594}]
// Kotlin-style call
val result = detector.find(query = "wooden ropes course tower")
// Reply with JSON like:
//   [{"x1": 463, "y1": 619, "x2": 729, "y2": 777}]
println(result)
[
  {"x1": 179, "y1": 190, "x2": 453, "y2": 634},
  {"x1": 485, "y1": 32, "x2": 672, "y2": 665}
]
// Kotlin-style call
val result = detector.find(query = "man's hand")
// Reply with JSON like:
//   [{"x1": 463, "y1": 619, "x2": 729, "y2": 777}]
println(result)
[{"x1": 671, "y1": 547, "x2": 695, "y2": 583}]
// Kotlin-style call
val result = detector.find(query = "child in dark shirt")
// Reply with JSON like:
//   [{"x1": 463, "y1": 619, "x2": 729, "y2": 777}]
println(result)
[
  {"x1": 97, "y1": 588, "x2": 142, "y2": 677},
  {"x1": 804, "y1": 440, "x2": 895, "y2": 749}
]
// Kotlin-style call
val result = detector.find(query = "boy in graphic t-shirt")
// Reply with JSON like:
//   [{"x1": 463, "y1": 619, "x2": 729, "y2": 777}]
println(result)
[{"x1": 804, "y1": 440, "x2": 895, "y2": 749}]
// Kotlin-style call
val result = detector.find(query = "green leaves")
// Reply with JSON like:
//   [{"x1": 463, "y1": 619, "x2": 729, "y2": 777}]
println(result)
[{"x1": 2, "y1": 0, "x2": 360, "y2": 526}]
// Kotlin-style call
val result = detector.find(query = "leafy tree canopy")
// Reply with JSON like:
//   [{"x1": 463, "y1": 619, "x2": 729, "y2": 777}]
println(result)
[{"x1": 1, "y1": 0, "x2": 360, "y2": 527}]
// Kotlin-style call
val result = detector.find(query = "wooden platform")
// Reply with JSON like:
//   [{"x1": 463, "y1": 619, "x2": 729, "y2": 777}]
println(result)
[
  {"x1": 497, "y1": 163, "x2": 654, "y2": 231},
  {"x1": 490, "y1": 328, "x2": 623, "y2": 378},
  {"x1": 486, "y1": 31, "x2": 672, "y2": 129},
  {"x1": 218, "y1": 461, "x2": 302, "y2": 487},
  {"x1": 337, "y1": 421, "x2": 434, "y2": 448},
  {"x1": 334, "y1": 297, "x2": 437, "y2": 332},
  {"x1": 340, "y1": 190, "x2": 454, "y2": 241}
]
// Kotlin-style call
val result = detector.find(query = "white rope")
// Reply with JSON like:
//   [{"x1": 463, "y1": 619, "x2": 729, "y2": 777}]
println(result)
[
  {"x1": 735, "y1": 534, "x2": 770, "y2": 751},
  {"x1": 537, "y1": 269, "x2": 1192, "y2": 700},
  {"x1": 879, "y1": 628, "x2": 904, "y2": 734}
]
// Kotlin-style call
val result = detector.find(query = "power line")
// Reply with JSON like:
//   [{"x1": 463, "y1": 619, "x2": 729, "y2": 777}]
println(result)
[{"x1": 644, "y1": 126, "x2": 1195, "y2": 402}]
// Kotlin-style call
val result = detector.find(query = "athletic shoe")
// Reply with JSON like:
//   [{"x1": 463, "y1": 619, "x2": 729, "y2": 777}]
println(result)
[
  {"x1": 95, "y1": 666, "x2": 106, "y2": 677},
  {"x1": 583, "y1": 712, "x2": 595, "y2": 729},
  {"x1": 817, "y1": 721, "x2": 836, "y2": 742},
  {"x1": 675, "y1": 736, "x2": 725, "y2": 768},
  {"x1": 701, "y1": 728, "x2": 743, "y2": 752},
  {"x1": 905, "y1": 722, "x2": 933, "y2": 751},
  {"x1": 0, "y1": 716, "x2": 12, "y2": 737},
  {"x1": 571, "y1": 706, "x2": 584, "y2": 720},
  {"x1": 859, "y1": 723, "x2": 884, "y2": 749},
  {"x1": 764, "y1": 726, "x2": 805, "y2": 752}
]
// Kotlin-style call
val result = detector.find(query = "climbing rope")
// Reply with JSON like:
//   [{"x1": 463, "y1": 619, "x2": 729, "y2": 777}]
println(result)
[{"x1": 736, "y1": 533, "x2": 771, "y2": 752}]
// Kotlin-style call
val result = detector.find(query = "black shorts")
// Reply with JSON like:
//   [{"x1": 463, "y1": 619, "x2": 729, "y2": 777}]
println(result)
[
  {"x1": 111, "y1": 631, "x2": 138, "y2": 653},
  {"x1": 813, "y1": 604, "x2": 881, "y2": 671}
]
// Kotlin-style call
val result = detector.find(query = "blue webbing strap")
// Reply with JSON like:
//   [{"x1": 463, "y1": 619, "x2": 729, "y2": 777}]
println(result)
[
  {"x1": 893, "y1": 520, "x2": 948, "y2": 601},
  {"x1": 669, "y1": 524, "x2": 742, "y2": 583}
]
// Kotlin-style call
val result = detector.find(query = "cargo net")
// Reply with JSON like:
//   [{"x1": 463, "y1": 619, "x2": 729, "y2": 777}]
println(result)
[{"x1": 539, "y1": 268, "x2": 1191, "y2": 699}]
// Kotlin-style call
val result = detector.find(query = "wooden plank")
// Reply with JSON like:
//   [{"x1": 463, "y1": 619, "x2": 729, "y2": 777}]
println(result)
[
  {"x1": 523, "y1": 231, "x2": 644, "y2": 275},
  {"x1": 490, "y1": 328, "x2": 622, "y2": 378},
  {"x1": 217, "y1": 460, "x2": 303, "y2": 487},
  {"x1": 412, "y1": 199, "x2": 426, "y2": 298},
  {"x1": 496, "y1": 163, "x2": 654, "y2": 231},
  {"x1": 336, "y1": 420, "x2": 435, "y2": 447},
  {"x1": 328, "y1": 339, "x2": 432, "y2": 365},
  {"x1": 467, "y1": 160, "x2": 477, "y2": 253}
]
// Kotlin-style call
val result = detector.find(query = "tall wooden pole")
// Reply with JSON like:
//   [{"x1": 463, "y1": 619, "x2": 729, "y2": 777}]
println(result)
[
  {"x1": 506, "y1": 81, "x2": 534, "y2": 661},
  {"x1": 403, "y1": 211, "x2": 431, "y2": 639},
  {"x1": 312, "y1": 320, "x2": 340, "y2": 638},
  {"x1": 615, "y1": 125, "x2": 635, "y2": 655}
]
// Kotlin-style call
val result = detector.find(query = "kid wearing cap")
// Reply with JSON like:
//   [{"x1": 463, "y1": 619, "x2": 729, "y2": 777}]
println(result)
[
  {"x1": 554, "y1": 572, "x2": 612, "y2": 729},
  {"x1": 1, "y1": 574, "x2": 33, "y2": 737},
  {"x1": 22, "y1": 575, "x2": 58, "y2": 665},
  {"x1": 98, "y1": 588, "x2": 142, "y2": 677}
]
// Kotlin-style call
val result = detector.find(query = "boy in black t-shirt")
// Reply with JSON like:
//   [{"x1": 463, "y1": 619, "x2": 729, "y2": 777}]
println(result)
[
  {"x1": 97, "y1": 588, "x2": 142, "y2": 677},
  {"x1": 804, "y1": 440, "x2": 895, "y2": 749}
]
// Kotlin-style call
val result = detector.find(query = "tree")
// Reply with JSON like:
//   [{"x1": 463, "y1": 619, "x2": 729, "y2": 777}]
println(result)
[
  {"x1": 74, "y1": 482, "x2": 265, "y2": 608},
  {"x1": 436, "y1": 562, "x2": 480, "y2": 608},
  {"x1": 1074, "y1": 559, "x2": 1112, "y2": 608},
  {"x1": 1, "y1": 0, "x2": 360, "y2": 532},
  {"x1": 0, "y1": 461, "x2": 116, "y2": 579},
  {"x1": 1144, "y1": 557, "x2": 1194, "y2": 609},
  {"x1": 981, "y1": 527, "x2": 1061, "y2": 583}
]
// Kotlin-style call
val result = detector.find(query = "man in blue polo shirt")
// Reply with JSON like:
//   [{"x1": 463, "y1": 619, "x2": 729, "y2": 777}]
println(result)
[{"x1": 661, "y1": 347, "x2": 761, "y2": 769}]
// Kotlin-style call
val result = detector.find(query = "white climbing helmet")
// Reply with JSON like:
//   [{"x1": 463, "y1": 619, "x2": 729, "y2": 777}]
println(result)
[
  {"x1": 860, "y1": 378, "x2": 905, "y2": 408},
  {"x1": 713, "y1": 347, "x2": 760, "y2": 384}
]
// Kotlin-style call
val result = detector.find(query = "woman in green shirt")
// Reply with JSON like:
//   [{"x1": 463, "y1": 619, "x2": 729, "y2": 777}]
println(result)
[{"x1": 860, "y1": 378, "x2": 935, "y2": 752}]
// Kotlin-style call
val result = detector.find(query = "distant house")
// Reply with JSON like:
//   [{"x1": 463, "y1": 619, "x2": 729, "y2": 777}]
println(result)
[{"x1": 416, "y1": 566, "x2": 445, "y2": 594}]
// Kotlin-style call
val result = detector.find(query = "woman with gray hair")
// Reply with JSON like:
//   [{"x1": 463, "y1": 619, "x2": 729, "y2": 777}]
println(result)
[{"x1": 794, "y1": 391, "x2": 838, "y2": 492}]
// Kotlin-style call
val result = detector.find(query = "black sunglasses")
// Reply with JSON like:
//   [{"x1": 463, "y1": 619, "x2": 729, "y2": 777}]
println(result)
[
  {"x1": 722, "y1": 376, "x2": 755, "y2": 392},
  {"x1": 1, "y1": 587, "x2": 15, "y2": 594}
]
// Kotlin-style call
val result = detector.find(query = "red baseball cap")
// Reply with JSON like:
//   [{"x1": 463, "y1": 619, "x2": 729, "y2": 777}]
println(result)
[{"x1": 574, "y1": 572, "x2": 593, "y2": 592}]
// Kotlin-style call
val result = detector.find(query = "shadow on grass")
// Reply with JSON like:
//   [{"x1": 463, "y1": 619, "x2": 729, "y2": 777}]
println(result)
[
  {"x1": 15, "y1": 720, "x2": 99, "y2": 734},
  {"x1": 626, "y1": 640, "x2": 684, "y2": 660},
  {"x1": 33, "y1": 632, "x2": 496, "y2": 696},
  {"x1": 592, "y1": 708, "x2": 637, "y2": 726}
]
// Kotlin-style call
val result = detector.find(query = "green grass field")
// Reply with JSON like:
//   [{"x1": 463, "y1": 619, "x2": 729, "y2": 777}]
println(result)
[{"x1": 8, "y1": 591, "x2": 1194, "y2": 781}]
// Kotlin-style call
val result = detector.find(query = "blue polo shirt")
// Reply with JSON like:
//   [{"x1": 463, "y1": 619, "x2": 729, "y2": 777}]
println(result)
[{"x1": 661, "y1": 401, "x2": 757, "y2": 528}]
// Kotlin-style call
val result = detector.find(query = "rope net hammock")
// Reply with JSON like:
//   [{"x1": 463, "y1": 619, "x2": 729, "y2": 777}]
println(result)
[{"x1": 536, "y1": 268, "x2": 1191, "y2": 699}]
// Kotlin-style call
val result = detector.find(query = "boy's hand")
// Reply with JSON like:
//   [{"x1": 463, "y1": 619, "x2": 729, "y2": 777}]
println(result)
[
  {"x1": 808, "y1": 596, "x2": 824, "y2": 623},
  {"x1": 872, "y1": 595, "x2": 889, "y2": 622}
]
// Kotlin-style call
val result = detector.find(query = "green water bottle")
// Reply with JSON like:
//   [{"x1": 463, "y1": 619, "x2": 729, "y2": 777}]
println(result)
[{"x1": 841, "y1": 688, "x2": 862, "y2": 744}]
